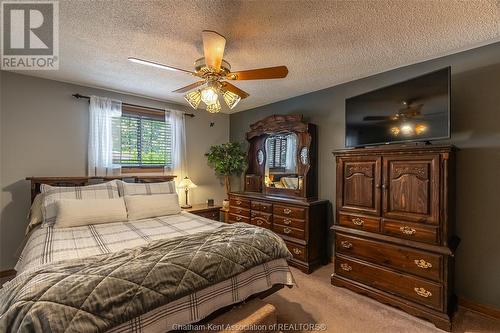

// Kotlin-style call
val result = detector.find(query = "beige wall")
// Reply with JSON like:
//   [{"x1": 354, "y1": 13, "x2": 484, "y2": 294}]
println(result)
[
  {"x1": 230, "y1": 42, "x2": 500, "y2": 308},
  {"x1": 0, "y1": 71, "x2": 229, "y2": 270}
]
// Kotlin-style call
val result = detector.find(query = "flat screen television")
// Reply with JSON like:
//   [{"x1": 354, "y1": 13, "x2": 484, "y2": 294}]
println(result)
[{"x1": 345, "y1": 67, "x2": 450, "y2": 147}]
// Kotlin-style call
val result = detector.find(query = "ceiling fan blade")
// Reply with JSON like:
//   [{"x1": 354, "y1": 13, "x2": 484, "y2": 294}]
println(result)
[
  {"x1": 220, "y1": 82, "x2": 249, "y2": 99},
  {"x1": 128, "y1": 57, "x2": 196, "y2": 75},
  {"x1": 363, "y1": 116, "x2": 391, "y2": 121},
  {"x1": 202, "y1": 30, "x2": 226, "y2": 71},
  {"x1": 172, "y1": 80, "x2": 206, "y2": 93},
  {"x1": 226, "y1": 66, "x2": 289, "y2": 80}
]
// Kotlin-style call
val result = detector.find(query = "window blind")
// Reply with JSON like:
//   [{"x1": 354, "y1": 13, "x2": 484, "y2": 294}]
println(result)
[
  {"x1": 113, "y1": 113, "x2": 172, "y2": 168},
  {"x1": 267, "y1": 135, "x2": 288, "y2": 169}
]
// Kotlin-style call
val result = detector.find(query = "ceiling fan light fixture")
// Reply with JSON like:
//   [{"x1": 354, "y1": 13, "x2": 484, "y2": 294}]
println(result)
[
  {"x1": 184, "y1": 90, "x2": 202, "y2": 109},
  {"x1": 223, "y1": 90, "x2": 241, "y2": 109},
  {"x1": 206, "y1": 99, "x2": 221, "y2": 113}
]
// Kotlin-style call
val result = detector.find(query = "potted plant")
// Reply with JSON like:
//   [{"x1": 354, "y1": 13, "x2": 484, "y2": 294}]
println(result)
[{"x1": 206, "y1": 142, "x2": 246, "y2": 209}]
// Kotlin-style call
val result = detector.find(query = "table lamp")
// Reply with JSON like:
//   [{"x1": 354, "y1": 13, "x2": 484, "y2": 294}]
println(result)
[{"x1": 177, "y1": 176, "x2": 197, "y2": 208}]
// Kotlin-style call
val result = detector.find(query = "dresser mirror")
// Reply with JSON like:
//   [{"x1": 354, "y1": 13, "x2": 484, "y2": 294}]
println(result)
[
  {"x1": 244, "y1": 114, "x2": 317, "y2": 199},
  {"x1": 264, "y1": 133, "x2": 301, "y2": 190}
]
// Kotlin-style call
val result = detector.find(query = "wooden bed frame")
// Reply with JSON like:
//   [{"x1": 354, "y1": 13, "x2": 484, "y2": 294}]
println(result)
[{"x1": 26, "y1": 175, "x2": 176, "y2": 203}]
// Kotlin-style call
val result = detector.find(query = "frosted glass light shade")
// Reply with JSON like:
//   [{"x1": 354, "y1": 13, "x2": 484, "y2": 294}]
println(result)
[
  {"x1": 206, "y1": 100, "x2": 221, "y2": 113},
  {"x1": 200, "y1": 87, "x2": 218, "y2": 105},
  {"x1": 184, "y1": 90, "x2": 201, "y2": 109},
  {"x1": 177, "y1": 176, "x2": 197, "y2": 189},
  {"x1": 223, "y1": 90, "x2": 241, "y2": 109}
]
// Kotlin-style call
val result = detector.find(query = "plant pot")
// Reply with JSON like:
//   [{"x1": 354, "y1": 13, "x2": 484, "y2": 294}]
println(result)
[{"x1": 222, "y1": 199, "x2": 230, "y2": 211}]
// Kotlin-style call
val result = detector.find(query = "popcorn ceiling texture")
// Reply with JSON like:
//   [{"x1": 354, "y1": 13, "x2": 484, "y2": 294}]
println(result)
[{"x1": 12, "y1": 0, "x2": 500, "y2": 113}]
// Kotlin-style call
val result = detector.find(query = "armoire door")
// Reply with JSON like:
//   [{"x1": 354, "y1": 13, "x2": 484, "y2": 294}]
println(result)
[
  {"x1": 337, "y1": 156, "x2": 381, "y2": 216},
  {"x1": 382, "y1": 155, "x2": 439, "y2": 224}
]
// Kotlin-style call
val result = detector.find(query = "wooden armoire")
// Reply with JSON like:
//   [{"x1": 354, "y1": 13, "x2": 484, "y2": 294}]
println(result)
[{"x1": 331, "y1": 145, "x2": 458, "y2": 331}]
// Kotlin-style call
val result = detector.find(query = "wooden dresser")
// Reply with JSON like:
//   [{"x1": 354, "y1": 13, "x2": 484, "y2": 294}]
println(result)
[
  {"x1": 228, "y1": 192, "x2": 328, "y2": 274},
  {"x1": 331, "y1": 145, "x2": 458, "y2": 331}
]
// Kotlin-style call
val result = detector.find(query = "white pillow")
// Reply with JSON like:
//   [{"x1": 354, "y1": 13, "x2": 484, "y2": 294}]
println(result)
[
  {"x1": 119, "y1": 181, "x2": 176, "y2": 196},
  {"x1": 41, "y1": 180, "x2": 120, "y2": 226},
  {"x1": 54, "y1": 198, "x2": 127, "y2": 228},
  {"x1": 26, "y1": 194, "x2": 44, "y2": 234},
  {"x1": 124, "y1": 194, "x2": 181, "y2": 221}
]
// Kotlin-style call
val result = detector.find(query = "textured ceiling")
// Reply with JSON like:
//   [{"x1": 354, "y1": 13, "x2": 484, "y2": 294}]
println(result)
[{"x1": 12, "y1": 0, "x2": 500, "y2": 113}]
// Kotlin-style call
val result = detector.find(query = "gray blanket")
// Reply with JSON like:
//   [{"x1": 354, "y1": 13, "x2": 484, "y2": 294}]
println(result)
[{"x1": 0, "y1": 223, "x2": 291, "y2": 333}]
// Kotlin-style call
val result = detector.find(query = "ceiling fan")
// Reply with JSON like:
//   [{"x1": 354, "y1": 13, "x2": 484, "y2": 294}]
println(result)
[
  {"x1": 363, "y1": 101, "x2": 425, "y2": 122},
  {"x1": 128, "y1": 30, "x2": 289, "y2": 113},
  {"x1": 363, "y1": 100, "x2": 439, "y2": 137}
]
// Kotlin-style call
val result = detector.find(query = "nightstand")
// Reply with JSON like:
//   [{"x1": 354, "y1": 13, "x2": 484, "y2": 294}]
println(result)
[{"x1": 183, "y1": 204, "x2": 222, "y2": 221}]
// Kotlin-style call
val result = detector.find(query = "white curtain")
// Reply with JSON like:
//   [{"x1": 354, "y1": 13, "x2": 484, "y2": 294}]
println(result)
[
  {"x1": 88, "y1": 95, "x2": 122, "y2": 176},
  {"x1": 285, "y1": 134, "x2": 297, "y2": 172},
  {"x1": 165, "y1": 109, "x2": 187, "y2": 182}
]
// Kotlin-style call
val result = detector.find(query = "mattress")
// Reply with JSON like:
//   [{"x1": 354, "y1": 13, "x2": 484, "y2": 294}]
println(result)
[{"x1": 16, "y1": 211, "x2": 222, "y2": 273}]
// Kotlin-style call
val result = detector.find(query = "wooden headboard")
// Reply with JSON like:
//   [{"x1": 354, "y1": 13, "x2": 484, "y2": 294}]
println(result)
[{"x1": 26, "y1": 176, "x2": 176, "y2": 203}]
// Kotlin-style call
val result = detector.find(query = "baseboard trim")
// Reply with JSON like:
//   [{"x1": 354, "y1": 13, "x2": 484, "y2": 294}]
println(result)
[{"x1": 458, "y1": 297, "x2": 500, "y2": 320}]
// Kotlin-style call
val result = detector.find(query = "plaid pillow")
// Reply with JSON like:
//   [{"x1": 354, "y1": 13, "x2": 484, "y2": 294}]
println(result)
[
  {"x1": 41, "y1": 180, "x2": 120, "y2": 226},
  {"x1": 118, "y1": 180, "x2": 177, "y2": 196}
]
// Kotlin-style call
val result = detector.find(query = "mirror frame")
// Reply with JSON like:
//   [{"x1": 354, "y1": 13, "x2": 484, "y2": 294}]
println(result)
[{"x1": 243, "y1": 114, "x2": 317, "y2": 199}]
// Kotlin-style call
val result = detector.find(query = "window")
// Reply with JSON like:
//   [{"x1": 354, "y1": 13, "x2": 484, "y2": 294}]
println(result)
[
  {"x1": 113, "y1": 106, "x2": 172, "y2": 171},
  {"x1": 267, "y1": 135, "x2": 288, "y2": 169}
]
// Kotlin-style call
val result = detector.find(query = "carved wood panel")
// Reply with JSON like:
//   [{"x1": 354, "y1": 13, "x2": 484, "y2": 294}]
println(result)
[
  {"x1": 383, "y1": 155, "x2": 439, "y2": 224},
  {"x1": 337, "y1": 157, "x2": 381, "y2": 216}
]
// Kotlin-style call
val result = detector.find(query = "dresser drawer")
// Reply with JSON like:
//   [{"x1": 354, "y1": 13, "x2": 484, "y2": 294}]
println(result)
[
  {"x1": 335, "y1": 255, "x2": 442, "y2": 310},
  {"x1": 228, "y1": 213, "x2": 250, "y2": 224},
  {"x1": 273, "y1": 215, "x2": 305, "y2": 230},
  {"x1": 273, "y1": 224, "x2": 305, "y2": 240},
  {"x1": 382, "y1": 219, "x2": 439, "y2": 245},
  {"x1": 229, "y1": 206, "x2": 250, "y2": 217},
  {"x1": 273, "y1": 204, "x2": 306, "y2": 219},
  {"x1": 194, "y1": 210, "x2": 220, "y2": 221},
  {"x1": 229, "y1": 197, "x2": 251, "y2": 209},
  {"x1": 338, "y1": 213, "x2": 379, "y2": 233},
  {"x1": 335, "y1": 233, "x2": 442, "y2": 282},
  {"x1": 285, "y1": 241, "x2": 307, "y2": 262},
  {"x1": 251, "y1": 201, "x2": 273, "y2": 213},
  {"x1": 251, "y1": 211, "x2": 272, "y2": 228}
]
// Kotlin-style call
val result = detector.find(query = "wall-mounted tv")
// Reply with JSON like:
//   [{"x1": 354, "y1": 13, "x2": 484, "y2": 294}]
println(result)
[{"x1": 345, "y1": 67, "x2": 450, "y2": 148}]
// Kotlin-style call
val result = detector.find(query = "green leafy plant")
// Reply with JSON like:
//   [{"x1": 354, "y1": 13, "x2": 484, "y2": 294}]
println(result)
[{"x1": 206, "y1": 142, "x2": 246, "y2": 197}]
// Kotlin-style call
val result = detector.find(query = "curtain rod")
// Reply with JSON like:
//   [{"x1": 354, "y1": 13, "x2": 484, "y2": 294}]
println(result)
[{"x1": 72, "y1": 93, "x2": 195, "y2": 118}]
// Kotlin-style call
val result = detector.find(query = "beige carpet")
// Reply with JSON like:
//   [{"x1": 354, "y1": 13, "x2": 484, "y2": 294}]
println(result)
[{"x1": 265, "y1": 264, "x2": 500, "y2": 332}]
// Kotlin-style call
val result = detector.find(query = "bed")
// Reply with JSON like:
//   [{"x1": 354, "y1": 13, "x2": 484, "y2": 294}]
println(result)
[{"x1": 0, "y1": 176, "x2": 294, "y2": 333}]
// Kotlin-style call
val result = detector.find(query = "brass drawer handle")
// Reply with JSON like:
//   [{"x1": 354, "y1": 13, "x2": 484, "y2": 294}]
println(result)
[
  {"x1": 236, "y1": 209, "x2": 242, "y2": 214},
  {"x1": 292, "y1": 248, "x2": 302, "y2": 255},
  {"x1": 340, "y1": 263, "x2": 352, "y2": 272},
  {"x1": 351, "y1": 217, "x2": 364, "y2": 226},
  {"x1": 235, "y1": 216, "x2": 242, "y2": 221},
  {"x1": 414, "y1": 259, "x2": 432, "y2": 269},
  {"x1": 283, "y1": 218, "x2": 292, "y2": 225},
  {"x1": 400, "y1": 226, "x2": 416, "y2": 235},
  {"x1": 283, "y1": 227, "x2": 292, "y2": 234},
  {"x1": 283, "y1": 208, "x2": 292, "y2": 215},
  {"x1": 414, "y1": 287, "x2": 432, "y2": 298},
  {"x1": 236, "y1": 200, "x2": 242, "y2": 205},
  {"x1": 340, "y1": 240, "x2": 353, "y2": 249}
]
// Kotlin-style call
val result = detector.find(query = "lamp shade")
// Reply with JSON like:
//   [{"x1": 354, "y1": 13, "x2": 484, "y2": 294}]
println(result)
[{"x1": 177, "y1": 176, "x2": 197, "y2": 189}]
